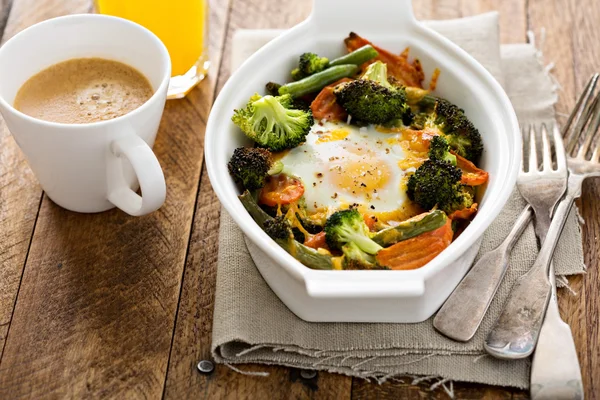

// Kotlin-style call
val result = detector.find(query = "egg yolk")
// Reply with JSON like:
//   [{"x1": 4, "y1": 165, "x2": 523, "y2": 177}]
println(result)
[
  {"x1": 316, "y1": 129, "x2": 349, "y2": 143},
  {"x1": 330, "y1": 159, "x2": 391, "y2": 195}
]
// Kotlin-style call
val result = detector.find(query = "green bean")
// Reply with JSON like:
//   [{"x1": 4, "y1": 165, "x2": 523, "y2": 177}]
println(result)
[
  {"x1": 329, "y1": 45, "x2": 378, "y2": 67},
  {"x1": 278, "y1": 64, "x2": 358, "y2": 98},
  {"x1": 239, "y1": 190, "x2": 272, "y2": 228},
  {"x1": 238, "y1": 190, "x2": 334, "y2": 270},
  {"x1": 372, "y1": 210, "x2": 448, "y2": 247},
  {"x1": 280, "y1": 240, "x2": 334, "y2": 270}
]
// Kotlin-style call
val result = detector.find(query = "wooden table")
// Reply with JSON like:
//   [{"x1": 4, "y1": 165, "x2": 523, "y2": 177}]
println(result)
[{"x1": 0, "y1": 0, "x2": 597, "y2": 398}]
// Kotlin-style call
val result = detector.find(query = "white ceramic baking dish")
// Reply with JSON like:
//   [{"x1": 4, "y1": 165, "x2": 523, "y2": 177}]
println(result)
[{"x1": 205, "y1": 0, "x2": 521, "y2": 322}]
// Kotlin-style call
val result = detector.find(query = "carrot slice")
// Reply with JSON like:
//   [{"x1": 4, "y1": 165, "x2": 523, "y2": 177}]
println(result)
[
  {"x1": 375, "y1": 219, "x2": 453, "y2": 270},
  {"x1": 304, "y1": 231, "x2": 327, "y2": 249},
  {"x1": 259, "y1": 174, "x2": 305, "y2": 207},
  {"x1": 344, "y1": 32, "x2": 424, "y2": 88},
  {"x1": 310, "y1": 78, "x2": 352, "y2": 122},
  {"x1": 454, "y1": 153, "x2": 489, "y2": 186},
  {"x1": 449, "y1": 203, "x2": 478, "y2": 220},
  {"x1": 363, "y1": 214, "x2": 377, "y2": 231}
]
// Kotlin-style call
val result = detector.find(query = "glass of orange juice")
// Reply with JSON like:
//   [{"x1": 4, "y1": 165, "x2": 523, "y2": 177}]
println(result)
[{"x1": 95, "y1": 0, "x2": 209, "y2": 99}]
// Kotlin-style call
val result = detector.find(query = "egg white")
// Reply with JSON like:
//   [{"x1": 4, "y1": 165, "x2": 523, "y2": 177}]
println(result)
[{"x1": 279, "y1": 121, "x2": 408, "y2": 214}]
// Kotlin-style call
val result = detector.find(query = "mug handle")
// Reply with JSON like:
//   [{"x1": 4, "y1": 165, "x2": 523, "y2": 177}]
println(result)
[{"x1": 107, "y1": 135, "x2": 166, "y2": 216}]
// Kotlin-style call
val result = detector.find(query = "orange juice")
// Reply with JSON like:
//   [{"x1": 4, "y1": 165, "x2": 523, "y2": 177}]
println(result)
[{"x1": 96, "y1": 0, "x2": 209, "y2": 98}]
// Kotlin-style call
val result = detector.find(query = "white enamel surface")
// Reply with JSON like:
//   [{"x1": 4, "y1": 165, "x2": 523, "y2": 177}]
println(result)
[
  {"x1": 0, "y1": 14, "x2": 171, "y2": 215},
  {"x1": 205, "y1": 0, "x2": 521, "y2": 322}
]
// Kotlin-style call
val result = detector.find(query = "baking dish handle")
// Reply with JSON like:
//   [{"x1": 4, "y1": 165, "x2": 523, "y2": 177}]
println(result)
[
  {"x1": 306, "y1": 277, "x2": 425, "y2": 298},
  {"x1": 311, "y1": 0, "x2": 416, "y2": 28}
]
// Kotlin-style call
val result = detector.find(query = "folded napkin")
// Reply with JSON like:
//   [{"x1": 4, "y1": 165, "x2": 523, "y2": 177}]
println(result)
[{"x1": 212, "y1": 12, "x2": 585, "y2": 389}]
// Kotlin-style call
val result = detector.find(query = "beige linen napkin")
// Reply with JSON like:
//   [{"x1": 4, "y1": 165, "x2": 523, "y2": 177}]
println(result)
[{"x1": 212, "y1": 12, "x2": 585, "y2": 389}]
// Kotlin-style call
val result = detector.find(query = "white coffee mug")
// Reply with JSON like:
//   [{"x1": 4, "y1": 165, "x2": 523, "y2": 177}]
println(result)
[{"x1": 0, "y1": 14, "x2": 170, "y2": 216}]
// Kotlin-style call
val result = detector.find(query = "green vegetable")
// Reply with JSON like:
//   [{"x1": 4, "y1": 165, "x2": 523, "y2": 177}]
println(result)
[
  {"x1": 329, "y1": 45, "x2": 378, "y2": 67},
  {"x1": 228, "y1": 147, "x2": 283, "y2": 190},
  {"x1": 278, "y1": 64, "x2": 359, "y2": 98},
  {"x1": 232, "y1": 93, "x2": 313, "y2": 151},
  {"x1": 407, "y1": 159, "x2": 474, "y2": 214},
  {"x1": 264, "y1": 216, "x2": 334, "y2": 270},
  {"x1": 428, "y1": 135, "x2": 457, "y2": 165},
  {"x1": 372, "y1": 210, "x2": 448, "y2": 246},
  {"x1": 333, "y1": 61, "x2": 413, "y2": 125},
  {"x1": 424, "y1": 98, "x2": 484, "y2": 162},
  {"x1": 342, "y1": 242, "x2": 387, "y2": 270},
  {"x1": 239, "y1": 190, "x2": 272, "y2": 227},
  {"x1": 265, "y1": 81, "x2": 282, "y2": 96},
  {"x1": 324, "y1": 208, "x2": 382, "y2": 255},
  {"x1": 291, "y1": 52, "x2": 330, "y2": 80}
]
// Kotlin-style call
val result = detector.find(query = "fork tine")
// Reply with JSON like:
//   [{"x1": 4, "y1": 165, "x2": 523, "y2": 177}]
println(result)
[
  {"x1": 565, "y1": 74, "x2": 599, "y2": 155},
  {"x1": 563, "y1": 73, "x2": 599, "y2": 136},
  {"x1": 592, "y1": 145, "x2": 600, "y2": 163},
  {"x1": 541, "y1": 124, "x2": 553, "y2": 171},
  {"x1": 553, "y1": 123, "x2": 567, "y2": 170},
  {"x1": 576, "y1": 92, "x2": 600, "y2": 159},
  {"x1": 529, "y1": 125, "x2": 538, "y2": 172}
]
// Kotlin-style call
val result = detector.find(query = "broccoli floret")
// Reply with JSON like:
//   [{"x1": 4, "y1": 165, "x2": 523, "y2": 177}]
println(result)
[
  {"x1": 232, "y1": 93, "x2": 313, "y2": 151},
  {"x1": 333, "y1": 61, "x2": 412, "y2": 125},
  {"x1": 291, "y1": 52, "x2": 330, "y2": 80},
  {"x1": 228, "y1": 147, "x2": 283, "y2": 190},
  {"x1": 264, "y1": 215, "x2": 293, "y2": 242},
  {"x1": 424, "y1": 98, "x2": 483, "y2": 162},
  {"x1": 324, "y1": 208, "x2": 382, "y2": 255},
  {"x1": 407, "y1": 159, "x2": 473, "y2": 213},
  {"x1": 342, "y1": 242, "x2": 381, "y2": 270},
  {"x1": 428, "y1": 135, "x2": 457, "y2": 165}
]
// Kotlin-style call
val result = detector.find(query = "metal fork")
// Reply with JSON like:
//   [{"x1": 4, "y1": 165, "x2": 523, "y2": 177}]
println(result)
[
  {"x1": 484, "y1": 123, "x2": 567, "y2": 359},
  {"x1": 528, "y1": 74, "x2": 600, "y2": 399},
  {"x1": 485, "y1": 74, "x2": 600, "y2": 396}
]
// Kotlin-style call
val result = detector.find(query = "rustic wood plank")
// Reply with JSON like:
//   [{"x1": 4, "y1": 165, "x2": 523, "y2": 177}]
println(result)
[
  {"x1": 527, "y1": 0, "x2": 596, "y2": 397},
  {"x1": 163, "y1": 0, "x2": 352, "y2": 398},
  {"x1": 0, "y1": 0, "x2": 89, "y2": 362},
  {"x1": 570, "y1": 0, "x2": 600, "y2": 397},
  {"x1": 0, "y1": 0, "x2": 227, "y2": 398}
]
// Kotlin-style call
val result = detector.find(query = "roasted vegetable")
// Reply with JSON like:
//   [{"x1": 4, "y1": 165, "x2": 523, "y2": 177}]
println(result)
[
  {"x1": 324, "y1": 208, "x2": 382, "y2": 255},
  {"x1": 329, "y1": 44, "x2": 378, "y2": 67},
  {"x1": 239, "y1": 192, "x2": 334, "y2": 270},
  {"x1": 278, "y1": 64, "x2": 359, "y2": 98},
  {"x1": 228, "y1": 147, "x2": 283, "y2": 190},
  {"x1": 264, "y1": 216, "x2": 334, "y2": 270},
  {"x1": 344, "y1": 32, "x2": 424, "y2": 88},
  {"x1": 342, "y1": 241, "x2": 383, "y2": 270},
  {"x1": 376, "y1": 218, "x2": 454, "y2": 270},
  {"x1": 428, "y1": 135, "x2": 457, "y2": 165},
  {"x1": 291, "y1": 52, "x2": 330, "y2": 80},
  {"x1": 333, "y1": 61, "x2": 412, "y2": 125},
  {"x1": 238, "y1": 190, "x2": 272, "y2": 227},
  {"x1": 372, "y1": 210, "x2": 448, "y2": 246},
  {"x1": 232, "y1": 93, "x2": 313, "y2": 151},
  {"x1": 407, "y1": 159, "x2": 474, "y2": 214},
  {"x1": 424, "y1": 98, "x2": 484, "y2": 162}
]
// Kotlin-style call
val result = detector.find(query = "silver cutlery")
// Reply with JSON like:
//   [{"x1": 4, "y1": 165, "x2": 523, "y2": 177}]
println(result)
[
  {"x1": 433, "y1": 206, "x2": 533, "y2": 341},
  {"x1": 528, "y1": 74, "x2": 600, "y2": 399},
  {"x1": 485, "y1": 74, "x2": 600, "y2": 362},
  {"x1": 483, "y1": 122, "x2": 568, "y2": 360}
]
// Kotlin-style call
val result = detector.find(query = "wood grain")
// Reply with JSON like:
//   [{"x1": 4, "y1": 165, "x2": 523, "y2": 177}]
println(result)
[
  {"x1": 527, "y1": 1, "x2": 596, "y2": 398},
  {"x1": 0, "y1": 0, "x2": 228, "y2": 397},
  {"x1": 0, "y1": 0, "x2": 89, "y2": 362},
  {"x1": 570, "y1": 0, "x2": 600, "y2": 396},
  {"x1": 0, "y1": 0, "x2": 596, "y2": 398},
  {"x1": 163, "y1": 0, "x2": 352, "y2": 398}
]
